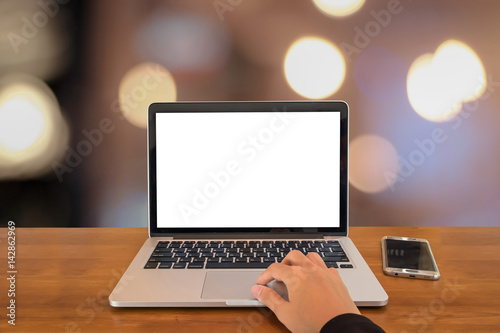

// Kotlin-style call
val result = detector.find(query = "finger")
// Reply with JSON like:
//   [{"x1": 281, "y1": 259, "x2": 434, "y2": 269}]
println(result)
[
  {"x1": 281, "y1": 250, "x2": 313, "y2": 267},
  {"x1": 252, "y1": 285, "x2": 289, "y2": 314},
  {"x1": 256, "y1": 262, "x2": 294, "y2": 285},
  {"x1": 306, "y1": 252, "x2": 327, "y2": 268}
]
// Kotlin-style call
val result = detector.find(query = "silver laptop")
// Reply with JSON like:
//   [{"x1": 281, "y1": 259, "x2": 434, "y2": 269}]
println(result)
[{"x1": 109, "y1": 101, "x2": 388, "y2": 307}]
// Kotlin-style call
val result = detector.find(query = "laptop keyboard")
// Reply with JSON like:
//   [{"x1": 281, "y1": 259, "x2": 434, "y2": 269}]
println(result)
[{"x1": 144, "y1": 240, "x2": 353, "y2": 270}]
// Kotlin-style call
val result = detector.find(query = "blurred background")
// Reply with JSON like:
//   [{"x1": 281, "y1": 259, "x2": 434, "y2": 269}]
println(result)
[{"x1": 0, "y1": 0, "x2": 499, "y2": 227}]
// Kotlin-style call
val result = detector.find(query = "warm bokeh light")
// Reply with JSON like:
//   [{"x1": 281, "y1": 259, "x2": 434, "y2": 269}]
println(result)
[
  {"x1": 119, "y1": 62, "x2": 177, "y2": 128},
  {"x1": 349, "y1": 135, "x2": 399, "y2": 193},
  {"x1": 0, "y1": 1, "x2": 71, "y2": 80},
  {"x1": 312, "y1": 0, "x2": 365, "y2": 17},
  {"x1": 0, "y1": 97, "x2": 45, "y2": 152},
  {"x1": 0, "y1": 74, "x2": 68, "y2": 179},
  {"x1": 284, "y1": 37, "x2": 346, "y2": 99},
  {"x1": 407, "y1": 40, "x2": 486, "y2": 122}
]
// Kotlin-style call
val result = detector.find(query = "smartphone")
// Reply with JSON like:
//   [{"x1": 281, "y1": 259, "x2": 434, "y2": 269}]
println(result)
[{"x1": 381, "y1": 236, "x2": 440, "y2": 280}]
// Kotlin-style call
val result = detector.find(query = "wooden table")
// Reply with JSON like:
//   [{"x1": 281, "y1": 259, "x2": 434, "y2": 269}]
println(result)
[{"x1": 1, "y1": 227, "x2": 499, "y2": 333}]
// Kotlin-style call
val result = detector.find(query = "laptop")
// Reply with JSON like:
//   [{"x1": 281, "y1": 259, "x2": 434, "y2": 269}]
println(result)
[{"x1": 109, "y1": 101, "x2": 388, "y2": 307}]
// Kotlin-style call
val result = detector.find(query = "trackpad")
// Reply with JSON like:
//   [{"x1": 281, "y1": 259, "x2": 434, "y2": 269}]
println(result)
[{"x1": 201, "y1": 271, "x2": 263, "y2": 299}]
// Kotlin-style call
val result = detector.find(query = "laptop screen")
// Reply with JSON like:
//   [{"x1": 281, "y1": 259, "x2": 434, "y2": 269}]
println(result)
[{"x1": 149, "y1": 102, "x2": 348, "y2": 235}]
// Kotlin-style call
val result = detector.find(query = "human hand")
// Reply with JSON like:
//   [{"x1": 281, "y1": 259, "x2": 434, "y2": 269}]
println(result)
[{"x1": 252, "y1": 250, "x2": 360, "y2": 333}]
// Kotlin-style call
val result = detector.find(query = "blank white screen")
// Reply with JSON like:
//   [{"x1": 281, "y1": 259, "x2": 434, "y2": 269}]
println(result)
[{"x1": 156, "y1": 112, "x2": 340, "y2": 228}]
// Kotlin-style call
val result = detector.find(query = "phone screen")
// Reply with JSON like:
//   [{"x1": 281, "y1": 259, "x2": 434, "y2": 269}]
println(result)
[{"x1": 385, "y1": 239, "x2": 437, "y2": 271}]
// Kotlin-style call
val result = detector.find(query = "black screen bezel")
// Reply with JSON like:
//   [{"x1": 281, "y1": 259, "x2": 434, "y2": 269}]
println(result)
[{"x1": 148, "y1": 101, "x2": 348, "y2": 236}]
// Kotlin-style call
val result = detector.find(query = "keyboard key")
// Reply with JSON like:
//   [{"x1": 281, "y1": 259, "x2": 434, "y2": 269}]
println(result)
[
  {"x1": 263, "y1": 258, "x2": 276, "y2": 263},
  {"x1": 221, "y1": 258, "x2": 233, "y2": 263},
  {"x1": 150, "y1": 257, "x2": 177, "y2": 262},
  {"x1": 188, "y1": 263, "x2": 204, "y2": 269},
  {"x1": 340, "y1": 264, "x2": 353, "y2": 268},
  {"x1": 323, "y1": 257, "x2": 344, "y2": 262},
  {"x1": 152, "y1": 253, "x2": 173, "y2": 257},
  {"x1": 330, "y1": 247, "x2": 344, "y2": 252},
  {"x1": 325, "y1": 262, "x2": 338, "y2": 268},
  {"x1": 235, "y1": 258, "x2": 247, "y2": 263},
  {"x1": 144, "y1": 262, "x2": 158, "y2": 269},
  {"x1": 173, "y1": 262, "x2": 187, "y2": 269},
  {"x1": 159, "y1": 262, "x2": 172, "y2": 269},
  {"x1": 154, "y1": 248, "x2": 172, "y2": 253}
]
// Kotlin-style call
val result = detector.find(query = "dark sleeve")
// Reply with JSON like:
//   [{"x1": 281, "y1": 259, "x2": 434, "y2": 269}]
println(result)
[{"x1": 320, "y1": 313, "x2": 385, "y2": 333}]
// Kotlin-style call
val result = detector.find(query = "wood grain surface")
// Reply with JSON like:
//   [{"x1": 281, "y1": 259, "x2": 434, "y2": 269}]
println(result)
[{"x1": 0, "y1": 227, "x2": 499, "y2": 333}]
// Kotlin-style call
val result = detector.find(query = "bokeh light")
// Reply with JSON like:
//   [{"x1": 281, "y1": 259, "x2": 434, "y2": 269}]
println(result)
[
  {"x1": 0, "y1": 97, "x2": 45, "y2": 152},
  {"x1": 407, "y1": 40, "x2": 486, "y2": 122},
  {"x1": 118, "y1": 62, "x2": 177, "y2": 128},
  {"x1": 0, "y1": 1, "x2": 71, "y2": 80},
  {"x1": 349, "y1": 135, "x2": 399, "y2": 193},
  {"x1": 284, "y1": 37, "x2": 346, "y2": 99},
  {"x1": 312, "y1": 0, "x2": 365, "y2": 17},
  {"x1": 0, "y1": 74, "x2": 68, "y2": 179}
]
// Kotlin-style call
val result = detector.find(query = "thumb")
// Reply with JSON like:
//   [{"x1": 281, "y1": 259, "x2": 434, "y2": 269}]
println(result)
[{"x1": 252, "y1": 284, "x2": 288, "y2": 314}]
